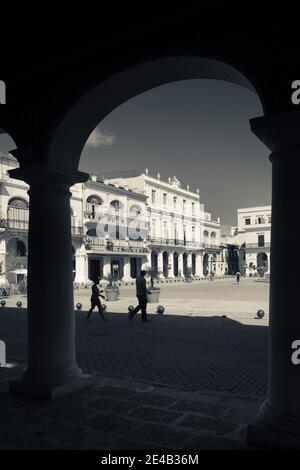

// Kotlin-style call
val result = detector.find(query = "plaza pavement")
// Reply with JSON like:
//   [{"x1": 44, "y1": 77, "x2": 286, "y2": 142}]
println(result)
[{"x1": 0, "y1": 278, "x2": 269, "y2": 449}]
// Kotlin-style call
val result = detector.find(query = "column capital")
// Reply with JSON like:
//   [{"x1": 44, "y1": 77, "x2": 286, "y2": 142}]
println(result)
[
  {"x1": 250, "y1": 110, "x2": 300, "y2": 152},
  {"x1": 8, "y1": 164, "x2": 89, "y2": 189}
]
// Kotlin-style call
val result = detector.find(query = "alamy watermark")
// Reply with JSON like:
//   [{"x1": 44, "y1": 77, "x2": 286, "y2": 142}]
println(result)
[
  {"x1": 291, "y1": 80, "x2": 300, "y2": 105},
  {"x1": 0, "y1": 80, "x2": 5, "y2": 104}
]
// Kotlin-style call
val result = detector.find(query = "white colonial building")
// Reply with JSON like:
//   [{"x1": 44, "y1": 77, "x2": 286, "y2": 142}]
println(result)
[
  {"x1": 237, "y1": 205, "x2": 271, "y2": 276},
  {"x1": 0, "y1": 154, "x2": 232, "y2": 287},
  {"x1": 105, "y1": 169, "x2": 227, "y2": 278}
]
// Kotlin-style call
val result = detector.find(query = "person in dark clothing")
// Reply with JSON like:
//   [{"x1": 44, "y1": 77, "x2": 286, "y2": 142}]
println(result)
[
  {"x1": 129, "y1": 270, "x2": 151, "y2": 322},
  {"x1": 236, "y1": 271, "x2": 241, "y2": 283},
  {"x1": 86, "y1": 279, "x2": 107, "y2": 322}
]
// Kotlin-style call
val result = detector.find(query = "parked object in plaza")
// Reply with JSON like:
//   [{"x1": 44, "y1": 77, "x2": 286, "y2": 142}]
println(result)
[
  {"x1": 0, "y1": 300, "x2": 6, "y2": 307},
  {"x1": 185, "y1": 267, "x2": 194, "y2": 283},
  {"x1": 76, "y1": 302, "x2": 82, "y2": 310},
  {"x1": 105, "y1": 274, "x2": 119, "y2": 301},
  {"x1": 146, "y1": 269, "x2": 160, "y2": 303},
  {"x1": 16, "y1": 301, "x2": 22, "y2": 307},
  {"x1": 0, "y1": 287, "x2": 10, "y2": 297},
  {"x1": 156, "y1": 305, "x2": 165, "y2": 315},
  {"x1": 256, "y1": 309, "x2": 265, "y2": 319},
  {"x1": 128, "y1": 305, "x2": 135, "y2": 313},
  {"x1": 101, "y1": 304, "x2": 107, "y2": 312}
]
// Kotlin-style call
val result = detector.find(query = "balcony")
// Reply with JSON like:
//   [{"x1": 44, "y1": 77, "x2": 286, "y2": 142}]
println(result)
[
  {"x1": 245, "y1": 243, "x2": 271, "y2": 249},
  {"x1": 149, "y1": 237, "x2": 204, "y2": 249},
  {"x1": 1, "y1": 218, "x2": 83, "y2": 236},
  {"x1": 86, "y1": 237, "x2": 149, "y2": 254}
]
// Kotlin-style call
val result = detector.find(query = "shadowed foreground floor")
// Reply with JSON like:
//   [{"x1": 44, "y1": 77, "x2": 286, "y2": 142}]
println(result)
[{"x1": 0, "y1": 308, "x2": 267, "y2": 449}]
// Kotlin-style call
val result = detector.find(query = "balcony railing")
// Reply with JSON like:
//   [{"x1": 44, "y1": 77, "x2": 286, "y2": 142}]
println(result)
[
  {"x1": 149, "y1": 238, "x2": 221, "y2": 250},
  {"x1": 6, "y1": 219, "x2": 29, "y2": 230},
  {"x1": 87, "y1": 237, "x2": 149, "y2": 253},
  {"x1": 2, "y1": 218, "x2": 83, "y2": 236},
  {"x1": 245, "y1": 242, "x2": 271, "y2": 249}
]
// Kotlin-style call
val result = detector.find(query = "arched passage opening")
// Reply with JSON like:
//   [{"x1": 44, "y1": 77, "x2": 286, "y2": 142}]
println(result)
[
  {"x1": 48, "y1": 57, "x2": 264, "y2": 172},
  {"x1": 257, "y1": 252, "x2": 268, "y2": 277},
  {"x1": 173, "y1": 252, "x2": 179, "y2": 277},
  {"x1": 3, "y1": 55, "x2": 269, "y2": 413},
  {"x1": 163, "y1": 251, "x2": 169, "y2": 278}
]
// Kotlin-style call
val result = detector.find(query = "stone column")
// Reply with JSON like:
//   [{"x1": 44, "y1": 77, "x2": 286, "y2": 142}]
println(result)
[
  {"x1": 157, "y1": 251, "x2": 163, "y2": 274},
  {"x1": 247, "y1": 111, "x2": 300, "y2": 448},
  {"x1": 102, "y1": 256, "x2": 111, "y2": 277},
  {"x1": 168, "y1": 252, "x2": 175, "y2": 278},
  {"x1": 195, "y1": 253, "x2": 203, "y2": 277},
  {"x1": 9, "y1": 165, "x2": 90, "y2": 399},
  {"x1": 178, "y1": 253, "x2": 184, "y2": 277},
  {"x1": 74, "y1": 244, "x2": 87, "y2": 283},
  {"x1": 123, "y1": 256, "x2": 131, "y2": 281}
]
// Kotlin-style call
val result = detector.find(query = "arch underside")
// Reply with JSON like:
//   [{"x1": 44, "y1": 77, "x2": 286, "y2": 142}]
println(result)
[{"x1": 48, "y1": 56, "x2": 264, "y2": 172}]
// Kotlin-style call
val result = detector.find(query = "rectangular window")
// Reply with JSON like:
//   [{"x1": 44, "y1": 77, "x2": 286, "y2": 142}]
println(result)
[
  {"x1": 163, "y1": 193, "x2": 167, "y2": 206},
  {"x1": 151, "y1": 189, "x2": 156, "y2": 204},
  {"x1": 152, "y1": 219, "x2": 156, "y2": 238},
  {"x1": 268, "y1": 215, "x2": 271, "y2": 223},
  {"x1": 192, "y1": 226, "x2": 195, "y2": 242},
  {"x1": 192, "y1": 202, "x2": 195, "y2": 216},
  {"x1": 258, "y1": 234, "x2": 265, "y2": 247},
  {"x1": 163, "y1": 221, "x2": 168, "y2": 239},
  {"x1": 183, "y1": 199, "x2": 186, "y2": 213},
  {"x1": 183, "y1": 225, "x2": 187, "y2": 244},
  {"x1": 174, "y1": 223, "x2": 178, "y2": 242},
  {"x1": 173, "y1": 196, "x2": 177, "y2": 210},
  {"x1": 257, "y1": 217, "x2": 264, "y2": 224},
  {"x1": 245, "y1": 218, "x2": 251, "y2": 225}
]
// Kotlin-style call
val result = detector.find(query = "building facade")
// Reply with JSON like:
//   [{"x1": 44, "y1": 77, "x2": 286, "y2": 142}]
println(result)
[
  {"x1": 0, "y1": 154, "x2": 232, "y2": 286},
  {"x1": 105, "y1": 169, "x2": 227, "y2": 278},
  {"x1": 237, "y1": 206, "x2": 271, "y2": 276}
]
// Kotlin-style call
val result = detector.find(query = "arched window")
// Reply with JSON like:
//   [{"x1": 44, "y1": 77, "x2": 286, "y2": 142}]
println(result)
[
  {"x1": 7, "y1": 197, "x2": 29, "y2": 229},
  {"x1": 211, "y1": 231, "x2": 216, "y2": 237},
  {"x1": 110, "y1": 199, "x2": 123, "y2": 210},
  {"x1": 8, "y1": 197, "x2": 29, "y2": 209},
  {"x1": 130, "y1": 204, "x2": 142, "y2": 216},
  {"x1": 203, "y1": 230, "x2": 209, "y2": 237},
  {"x1": 86, "y1": 195, "x2": 103, "y2": 219}
]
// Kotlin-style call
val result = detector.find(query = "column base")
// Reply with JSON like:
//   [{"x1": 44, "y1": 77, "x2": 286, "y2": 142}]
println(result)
[
  {"x1": 247, "y1": 400, "x2": 300, "y2": 449},
  {"x1": 10, "y1": 370, "x2": 93, "y2": 400}
]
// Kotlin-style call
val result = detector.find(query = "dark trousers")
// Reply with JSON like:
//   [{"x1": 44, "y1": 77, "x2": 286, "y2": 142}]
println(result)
[
  {"x1": 132, "y1": 294, "x2": 148, "y2": 321},
  {"x1": 87, "y1": 297, "x2": 104, "y2": 320}
]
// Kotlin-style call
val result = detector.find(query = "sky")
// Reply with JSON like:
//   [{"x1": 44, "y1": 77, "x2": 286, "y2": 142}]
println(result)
[{"x1": 0, "y1": 79, "x2": 271, "y2": 226}]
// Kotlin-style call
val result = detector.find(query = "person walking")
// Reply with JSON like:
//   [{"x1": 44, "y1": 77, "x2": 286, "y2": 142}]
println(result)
[
  {"x1": 86, "y1": 278, "x2": 107, "y2": 322},
  {"x1": 236, "y1": 271, "x2": 241, "y2": 283},
  {"x1": 129, "y1": 270, "x2": 151, "y2": 322}
]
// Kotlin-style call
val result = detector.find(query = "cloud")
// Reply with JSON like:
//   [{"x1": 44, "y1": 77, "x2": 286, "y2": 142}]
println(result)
[{"x1": 86, "y1": 129, "x2": 116, "y2": 148}]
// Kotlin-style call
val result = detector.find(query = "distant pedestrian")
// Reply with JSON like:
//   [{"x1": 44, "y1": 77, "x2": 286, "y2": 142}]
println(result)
[
  {"x1": 129, "y1": 270, "x2": 151, "y2": 322},
  {"x1": 86, "y1": 279, "x2": 107, "y2": 322},
  {"x1": 236, "y1": 271, "x2": 241, "y2": 283}
]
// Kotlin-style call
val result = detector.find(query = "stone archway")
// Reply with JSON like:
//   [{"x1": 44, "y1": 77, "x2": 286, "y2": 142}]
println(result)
[
  {"x1": 151, "y1": 251, "x2": 158, "y2": 277},
  {"x1": 257, "y1": 252, "x2": 268, "y2": 277},
  {"x1": 163, "y1": 251, "x2": 169, "y2": 278},
  {"x1": 173, "y1": 252, "x2": 179, "y2": 277},
  {"x1": 192, "y1": 253, "x2": 196, "y2": 276},
  {"x1": 183, "y1": 253, "x2": 188, "y2": 277}
]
